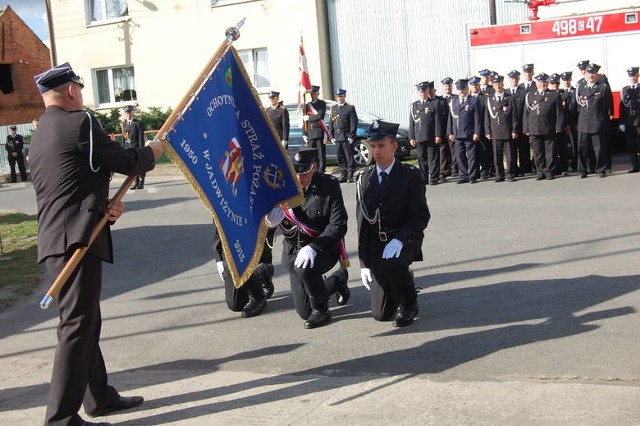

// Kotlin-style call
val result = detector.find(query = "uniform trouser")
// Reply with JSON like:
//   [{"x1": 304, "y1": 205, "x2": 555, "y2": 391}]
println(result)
[
  {"x1": 309, "y1": 138, "x2": 326, "y2": 173},
  {"x1": 283, "y1": 240, "x2": 339, "y2": 319},
  {"x1": 8, "y1": 152, "x2": 27, "y2": 182},
  {"x1": 455, "y1": 138, "x2": 478, "y2": 181},
  {"x1": 515, "y1": 134, "x2": 533, "y2": 174},
  {"x1": 363, "y1": 235, "x2": 419, "y2": 321},
  {"x1": 415, "y1": 140, "x2": 440, "y2": 183},
  {"x1": 493, "y1": 139, "x2": 516, "y2": 179},
  {"x1": 44, "y1": 253, "x2": 119, "y2": 426},
  {"x1": 556, "y1": 131, "x2": 572, "y2": 173},
  {"x1": 625, "y1": 126, "x2": 640, "y2": 170},
  {"x1": 439, "y1": 139, "x2": 456, "y2": 176},
  {"x1": 336, "y1": 140, "x2": 355, "y2": 174},
  {"x1": 478, "y1": 137, "x2": 494, "y2": 177},
  {"x1": 578, "y1": 131, "x2": 607, "y2": 174},
  {"x1": 567, "y1": 128, "x2": 579, "y2": 170},
  {"x1": 531, "y1": 134, "x2": 557, "y2": 177},
  {"x1": 223, "y1": 228, "x2": 275, "y2": 310}
]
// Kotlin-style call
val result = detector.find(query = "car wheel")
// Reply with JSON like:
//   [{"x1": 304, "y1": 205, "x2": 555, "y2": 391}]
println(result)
[{"x1": 353, "y1": 139, "x2": 372, "y2": 166}]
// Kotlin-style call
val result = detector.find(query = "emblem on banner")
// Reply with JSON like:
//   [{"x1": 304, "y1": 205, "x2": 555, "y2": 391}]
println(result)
[
  {"x1": 220, "y1": 137, "x2": 244, "y2": 195},
  {"x1": 263, "y1": 164, "x2": 285, "y2": 189},
  {"x1": 224, "y1": 67, "x2": 233, "y2": 88}
]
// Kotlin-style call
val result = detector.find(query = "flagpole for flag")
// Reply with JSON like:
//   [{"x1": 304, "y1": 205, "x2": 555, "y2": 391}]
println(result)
[{"x1": 39, "y1": 18, "x2": 247, "y2": 310}]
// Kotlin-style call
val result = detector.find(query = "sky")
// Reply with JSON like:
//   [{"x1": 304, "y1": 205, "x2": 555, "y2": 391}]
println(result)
[{"x1": 6, "y1": 1, "x2": 49, "y2": 44}]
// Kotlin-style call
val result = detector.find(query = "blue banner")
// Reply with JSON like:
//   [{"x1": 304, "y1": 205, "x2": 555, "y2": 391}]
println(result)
[{"x1": 167, "y1": 48, "x2": 302, "y2": 287}]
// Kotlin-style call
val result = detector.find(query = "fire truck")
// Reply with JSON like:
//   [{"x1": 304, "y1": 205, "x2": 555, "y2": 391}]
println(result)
[{"x1": 468, "y1": 8, "x2": 640, "y2": 121}]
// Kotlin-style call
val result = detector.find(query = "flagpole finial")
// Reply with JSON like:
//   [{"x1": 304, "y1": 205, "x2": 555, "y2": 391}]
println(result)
[{"x1": 225, "y1": 17, "x2": 245, "y2": 42}]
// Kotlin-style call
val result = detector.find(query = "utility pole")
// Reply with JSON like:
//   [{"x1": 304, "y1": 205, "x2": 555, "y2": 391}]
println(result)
[{"x1": 44, "y1": 0, "x2": 57, "y2": 66}]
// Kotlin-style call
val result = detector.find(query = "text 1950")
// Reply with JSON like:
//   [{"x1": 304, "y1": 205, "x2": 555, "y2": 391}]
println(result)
[{"x1": 179, "y1": 139, "x2": 198, "y2": 164}]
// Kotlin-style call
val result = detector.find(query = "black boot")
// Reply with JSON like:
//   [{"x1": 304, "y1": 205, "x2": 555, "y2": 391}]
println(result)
[
  {"x1": 254, "y1": 263, "x2": 274, "y2": 299},
  {"x1": 304, "y1": 308, "x2": 331, "y2": 329},
  {"x1": 137, "y1": 175, "x2": 145, "y2": 189},
  {"x1": 131, "y1": 177, "x2": 139, "y2": 190},
  {"x1": 328, "y1": 268, "x2": 350, "y2": 306},
  {"x1": 241, "y1": 280, "x2": 267, "y2": 318},
  {"x1": 392, "y1": 302, "x2": 419, "y2": 327}
]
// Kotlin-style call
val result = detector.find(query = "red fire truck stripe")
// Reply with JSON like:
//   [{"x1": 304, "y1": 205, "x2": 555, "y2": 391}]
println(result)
[{"x1": 470, "y1": 11, "x2": 640, "y2": 47}]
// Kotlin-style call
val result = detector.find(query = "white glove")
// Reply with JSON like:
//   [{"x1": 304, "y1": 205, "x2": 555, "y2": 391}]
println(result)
[
  {"x1": 303, "y1": 135, "x2": 309, "y2": 144},
  {"x1": 331, "y1": 138, "x2": 336, "y2": 143},
  {"x1": 265, "y1": 207, "x2": 285, "y2": 227},
  {"x1": 360, "y1": 268, "x2": 372, "y2": 290},
  {"x1": 619, "y1": 124, "x2": 626, "y2": 132},
  {"x1": 303, "y1": 115, "x2": 310, "y2": 122},
  {"x1": 281, "y1": 140, "x2": 288, "y2": 148},
  {"x1": 216, "y1": 261, "x2": 225, "y2": 281},
  {"x1": 348, "y1": 138, "x2": 353, "y2": 144},
  {"x1": 294, "y1": 245, "x2": 317, "y2": 269},
  {"x1": 382, "y1": 238, "x2": 404, "y2": 259}
]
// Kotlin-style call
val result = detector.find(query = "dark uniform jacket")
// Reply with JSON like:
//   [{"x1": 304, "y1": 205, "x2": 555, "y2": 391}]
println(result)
[
  {"x1": 505, "y1": 86, "x2": 527, "y2": 127},
  {"x1": 619, "y1": 84, "x2": 640, "y2": 127},
  {"x1": 480, "y1": 85, "x2": 495, "y2": 97},
  {"x1": 328, "y1": 102, "x2": 358, "y2": 142},
  {"x1": 5, "y1": 133, "x2": 24, "y2": 154},
  {"x1": 559, "y1": 87, "x2": 577, "y2": 127},
  {"x1": 576, "y1": 80, "x2": 613, "y2": 133},
  {"x1": 447, "y1": 95, "x2": 483, "y2": 139},
  {"x1": 523, "y1": 90, "x2": 564, "y2": 135},
  {"x1": 484, "y1": 92, "x2": 520, "y2": 140},
  {"x1": 518, "y1": 80, "x2": 537, "y2": 93},
  {"x1": 438, "y1": 94, "x2": 453, "y2": 132},
  {"x1": 409, "y1": 97, "x2": 443, "y2": 142},
  {"x1": 280, "y1": 172, "x2": 347, "y2": 255},
  {"x1": 356, "y1": 161, "x2": 430, "y2": 268},
  {"x1": 303, "y1": 99, "x2": 327, "y2": 140},
  {"x1": 266, "y1": 102, "x2": 290, "y2": 141},
  {"x1": 121, "y1": 117, "x2": 145, "y2": 148},
  {"x1": 29, "y1": 106, "x2": 156, "y2": 263}
]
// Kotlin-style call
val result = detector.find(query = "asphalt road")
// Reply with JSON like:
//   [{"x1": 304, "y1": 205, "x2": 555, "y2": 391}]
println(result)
[{"x1": 1, "y1": 158, "x2": 640, "y2": 425}]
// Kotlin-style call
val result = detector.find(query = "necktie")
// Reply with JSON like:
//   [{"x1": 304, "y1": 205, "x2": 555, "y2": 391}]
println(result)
[{"x1": 380, "y1": 171, "x2": 388, "y2": 187}]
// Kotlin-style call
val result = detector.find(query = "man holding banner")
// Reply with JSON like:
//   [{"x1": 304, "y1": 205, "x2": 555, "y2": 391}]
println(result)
[
  {"x1": 266, "y1": 148, "x2": 350, "y2": 329},
  {"x1": 303, "y1": 86, "x2": 328, "y2": 173},
  {"x1": 29, "y1": 62, "x2": 164, "y2": 425}
]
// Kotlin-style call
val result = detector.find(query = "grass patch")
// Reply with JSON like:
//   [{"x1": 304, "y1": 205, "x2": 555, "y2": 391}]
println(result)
[{"x1": 0, "y1": 212, "x2": 41, "y2": 309}]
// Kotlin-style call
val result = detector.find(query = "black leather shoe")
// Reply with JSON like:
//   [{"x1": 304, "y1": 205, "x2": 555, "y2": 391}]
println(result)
[
  {"x1": 598, "y1": 171, "x2": 606, "y2": 178},
  {"x1": 304, "y1": 309, "x2": 331, "y2": 329},
  {"x1": 241, "y1": 296, "x2": 267, "y2": 318},
  {"x1": 535, "y1": 175, "x2": 545, "y2": 181},
  {"x1": 392, "y1": 303, "x2": 419, "y2": 327},
  {"x1": 335, "y1": 269, "x2": 350, "y2": 306},
  {"x1": 86, "y1": 396, "x2": 143, "y2": 418},
  {"x1": 456, "y1": 179, "x2": 468, "y2": 184},
  {"x1": 546, "y1": 175, "x2": 555, "y2": 180},
  {"x1": 81, "y1": 421, "x2": 113, "y2": 426},
  {"x1": 579, "y1": 173, "x2": 587, "y2": 179},
  {"x1": 137, "y1": 183, "x2": 144, "y2": 189},
  {"x1": 628, "y1": 169, "x2": 639, "y2": 173},
  {"x1": 469, "y1": 179, "x2": 477, "y2": 184},
  {"x1": 130, "y1": 183, "x2": 138, "y2": 190}
]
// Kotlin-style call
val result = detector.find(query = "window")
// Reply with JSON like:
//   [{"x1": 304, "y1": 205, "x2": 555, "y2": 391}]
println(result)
[
  {"x1": 0, "y1": 64, "x2": 13, "y2": 94},
  {"x1": 89, "y1": 0, "x2": 128, "y2": 22},
  {"x1": 94, "y1": 65, "x2": 136, "y2": 106},
  {"x1": 237, "y1": 48, "x2": 270, "y2": 90}
]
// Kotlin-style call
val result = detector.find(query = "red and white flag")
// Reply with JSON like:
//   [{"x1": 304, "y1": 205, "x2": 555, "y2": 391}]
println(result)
[{"x1": 298, "y1": 36, "x2": 312, "y2": 108}]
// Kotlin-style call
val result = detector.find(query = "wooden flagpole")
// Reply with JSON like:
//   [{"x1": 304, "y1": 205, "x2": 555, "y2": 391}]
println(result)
[{"x1": 40, "y1": 19, "x2": 246, "y2": 310}]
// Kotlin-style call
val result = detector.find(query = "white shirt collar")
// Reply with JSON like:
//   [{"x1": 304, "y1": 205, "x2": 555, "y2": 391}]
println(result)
[{"x1": 376, "y1": 159, "x2": 395, "y2": 176}]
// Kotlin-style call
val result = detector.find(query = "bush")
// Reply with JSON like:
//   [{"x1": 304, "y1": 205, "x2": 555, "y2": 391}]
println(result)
[{"x1": 85, "y1": 106, "x2": 172, "y2": 135}]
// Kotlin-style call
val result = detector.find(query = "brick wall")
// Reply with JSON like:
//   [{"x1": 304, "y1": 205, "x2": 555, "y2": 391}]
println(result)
[{"x1": 0, "y1": 6, "x2": 51, "y2": 126}]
